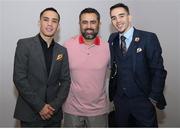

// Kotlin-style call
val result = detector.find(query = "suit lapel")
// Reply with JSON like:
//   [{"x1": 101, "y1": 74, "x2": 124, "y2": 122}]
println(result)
[
  {"x1": 33, "y1": 35, "x2": 48, "y2": 79},
  {"x1": 109, "y1": 33, "x2": 119, "y2": 65},
  {"x1": 131, "y1": 29, "x2": 141, "y2": 73},
  {"x1": 48, "y1": 43, "x2": 58, "y2": 80},
  {"x1": 112, "y1": 34, "x2": 122, "y2": 59}
]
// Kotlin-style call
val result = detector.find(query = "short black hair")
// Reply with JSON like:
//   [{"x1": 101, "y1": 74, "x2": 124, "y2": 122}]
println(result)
[
  {"x1": 79, "y1": 8, "x2": 100, "y2": 22},
  {"x1": 40, "y1": 7, "x2": 60, "y2": 22},
  {"x1": 110, "y1": 3, "x2": 130, "y2": 15}
]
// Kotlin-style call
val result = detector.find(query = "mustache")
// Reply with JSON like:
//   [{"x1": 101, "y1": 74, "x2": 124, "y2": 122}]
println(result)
[{"x1": 84, "y1": 28, "x2": 94, "y2": 31}]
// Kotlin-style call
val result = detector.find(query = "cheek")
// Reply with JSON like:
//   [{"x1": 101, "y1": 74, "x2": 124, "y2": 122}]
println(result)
[
  {"x1": 80, "y1": 27, "x2": 85, "y2": 33},
  {"x1": 94, "y1": 26, "x2": 99, "y2": 32},
  {"x1": 40, "y1": 24, "x2": 47, "y2": 31},
  {"x1": 112, "y1": 21, "x2": 117, "y2": 27},
  {"x1": 125, "y1": 18, "x2": 130, "y2": 24},
  {"x1": 54, "y1": 26, "x2": 58, "y2": 31},
  {"x1": 80, "y1": 25, "x2": 86, "y2": 31},
  {"x1": 40, "y1": 26, "x2": 45, "y2": 32}
]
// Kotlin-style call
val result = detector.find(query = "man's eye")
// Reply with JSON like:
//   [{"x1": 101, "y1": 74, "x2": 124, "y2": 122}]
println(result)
[
  {"x1": 91, "y1": 21, "x2": 96, "y2": 24},
  {"x1": 52, "y1": 20, "x2": 58, "y2": 23},
  {"x1": 82, "y1": 21, "x2": 88, "y2": 24},
  {"x1": 43, "y1": 18, "x2": 49, "y2": 21},
  {"x1": 111, "y1": 17, "x2": 116, "y2": 21}
]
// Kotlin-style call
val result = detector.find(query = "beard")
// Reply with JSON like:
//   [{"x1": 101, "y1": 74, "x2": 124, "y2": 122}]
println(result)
[{"x1": 81, "y1": 28, "x2": 98, "y2": 40}]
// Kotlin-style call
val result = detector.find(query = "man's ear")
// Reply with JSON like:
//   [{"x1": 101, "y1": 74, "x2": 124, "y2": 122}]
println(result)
[
  {"x1": 38, "y1": 20, "x2": 40, "y2": 27},
  {"x1": 57, "y1": 23, "x2": 60, "y2": 31},
  {"x1": 128, "y1": 15, "x2": 132, "y2": 23},
  {"x1": 99, "y1": 21, "x2": 101, "y2": 26}
]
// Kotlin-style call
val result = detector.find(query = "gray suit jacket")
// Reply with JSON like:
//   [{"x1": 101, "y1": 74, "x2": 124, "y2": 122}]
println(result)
[{"x1": 13, "y1": 35, "x2": 71, "y2": 122}]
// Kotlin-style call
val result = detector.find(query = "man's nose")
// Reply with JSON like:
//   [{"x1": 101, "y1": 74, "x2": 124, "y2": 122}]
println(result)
[{"x1": 47, "y1": 20, "x2": 53, "y2": 25}]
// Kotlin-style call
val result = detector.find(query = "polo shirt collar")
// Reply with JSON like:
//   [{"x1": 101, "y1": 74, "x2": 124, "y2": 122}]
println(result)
[{"x1": 79, "y1": 35, "x2": 100, "y2": 45}]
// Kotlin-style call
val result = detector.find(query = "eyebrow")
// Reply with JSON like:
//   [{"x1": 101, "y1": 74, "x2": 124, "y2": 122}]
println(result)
[
  {"x1": 42, "y1": 16, "x2": 58, "y2": 21},
  {"x1": 81, "y1": 19, "x2": 97, "y2": 22},
  {"x1": 118, "y1": 13, "x2": 126, "y2": 16},
  {"x1": 111, "y1": 13, "x2": 126, "y2": 19}
]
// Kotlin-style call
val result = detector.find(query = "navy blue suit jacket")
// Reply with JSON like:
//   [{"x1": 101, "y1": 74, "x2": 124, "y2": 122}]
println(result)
[{"x1": 108, "y1": 28, "x2": 167, "y2": 110}]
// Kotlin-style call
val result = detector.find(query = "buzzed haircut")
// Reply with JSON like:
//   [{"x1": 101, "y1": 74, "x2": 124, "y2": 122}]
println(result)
[
  {"x1": 79, "y1": 7, "x2": 100, "y2": 22},
  {"x1": 110, "y1": 3, "x2": 130, "y2": 15},
  {"x1": 40, "y1": 7, "x2": 60, "y2": 22}
]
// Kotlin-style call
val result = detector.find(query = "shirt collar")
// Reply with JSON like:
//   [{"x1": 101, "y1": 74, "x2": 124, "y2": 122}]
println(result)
[
  {"x1": 79, "y1": 35, "x2": 100, "y2": 45},
  {"x1": 38, "y1": 33, "x2": 55, "y2": 47},
  {"x1": 120, "y1": 26, "x2": 134, "y2": 40}
]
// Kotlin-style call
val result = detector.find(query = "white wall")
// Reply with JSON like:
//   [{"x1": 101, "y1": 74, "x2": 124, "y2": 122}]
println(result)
[{"x1": 0, "y1": 0, "x2": 180, "y2": 127}]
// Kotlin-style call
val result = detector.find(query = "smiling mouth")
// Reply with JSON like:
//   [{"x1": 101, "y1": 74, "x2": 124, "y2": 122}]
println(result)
[
  {"x1": 86, "y1": 31, "x2": 94, "y2": 35},
  {"x1": 46, "y1": 28, "x2": 53, "y2": 32},
  {"x1": 117, "y1": 24, "x2": 123, "y2": 28}
]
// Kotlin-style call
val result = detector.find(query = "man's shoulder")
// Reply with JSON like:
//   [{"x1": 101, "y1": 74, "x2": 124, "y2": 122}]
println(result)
[
  {"x1": 54, "y1": 42, "x2": 67, "y2": 52},
  {"x1": 17, "y1": 35, "x2": 38, "y2": 47},
  {"x1": 98, "y1": 37, "x2": 109, "y2": 48},
  {"x1": 109, "y1": 32, "x2": 119, "y2": 38},
  {"x1": 18, "y1": 35, "x2": 37, "y2": 41},
  {"x1": 63, "y1": 35, "x2": 79, "y2": 47},
  {"x1": 135, "y1": 28, "x2": 156, "y2": 36},
  {"x1": 108, "y1": 32, "x2": 119, "y2": 43}
]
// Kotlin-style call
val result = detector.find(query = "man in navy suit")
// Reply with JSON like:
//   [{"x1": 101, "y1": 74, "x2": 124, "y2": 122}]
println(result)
[{"x1": 108, "y1": 3, "x2": 167, "y2": 127}]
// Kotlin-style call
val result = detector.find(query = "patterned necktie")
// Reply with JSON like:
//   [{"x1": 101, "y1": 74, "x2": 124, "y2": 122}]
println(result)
[{"x1": 120, "y1": 35, "x2": 127, "y2": 55}]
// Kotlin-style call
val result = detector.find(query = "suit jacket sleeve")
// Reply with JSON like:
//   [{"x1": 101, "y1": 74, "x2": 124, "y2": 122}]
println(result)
[
  {"x1": 13, "y1": 39, "x2": 45, "y2": 112},
  {"x1": 145, "y1": 33, "x2": 167, "y2": 102},
  {"x1": 49, "y1": 48, "x2": 71, "y2": 112}
]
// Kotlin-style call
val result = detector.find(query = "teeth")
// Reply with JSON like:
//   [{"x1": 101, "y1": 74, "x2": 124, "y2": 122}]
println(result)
[
  {"x1": 87, "y1": 31, "x2": 92, "y2": 33},
  {"x1": 86, "y1": 31, "x2": 93, "y2": 35},
  {"x1": 117, "y1": 24, "x2": 123, "y2": 28},
  {"x1": 46, "y1": 28, "x2": 53, "y2": 32}
]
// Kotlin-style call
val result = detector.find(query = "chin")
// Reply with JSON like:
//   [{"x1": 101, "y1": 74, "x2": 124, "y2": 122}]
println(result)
[
  {"x1": 45, "y1": 33, "x2": 54, "y2": 37},
  {"x1": 118, "y1": 30, "x2": 124, "y2": 34}
]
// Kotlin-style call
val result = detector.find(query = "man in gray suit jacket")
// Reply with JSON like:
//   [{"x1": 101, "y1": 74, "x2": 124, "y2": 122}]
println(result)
[{"x1": 13, "y1": 7, "x2": 71, "y2": 127}]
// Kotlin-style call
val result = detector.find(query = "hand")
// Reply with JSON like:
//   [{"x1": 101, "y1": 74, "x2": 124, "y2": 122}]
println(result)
[
  {"x1": 149, "y1": 98, "x2": 157, "y2": 107},
  {"x1": 39, "y1": 104, "x2": 55, "y2": 120},
  {"x1": 110, "y1": 101, "x2": 115, "y2": 111}
]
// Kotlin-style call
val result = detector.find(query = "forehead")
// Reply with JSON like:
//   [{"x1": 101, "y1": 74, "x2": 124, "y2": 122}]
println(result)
[
  {"x1": 41, "y1": 10, "x2": 59, "y2": 19},
  {"x1": 80, "y1": 13, "x2": 98, "y2": 21},
  {"x1": 111, "y1": 7, "x2": 128, "y2": 16}
]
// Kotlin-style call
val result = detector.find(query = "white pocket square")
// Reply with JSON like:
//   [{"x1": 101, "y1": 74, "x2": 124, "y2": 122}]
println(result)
[{"x1": 136, "y1": 48, "x2": 142, "y2": 53}]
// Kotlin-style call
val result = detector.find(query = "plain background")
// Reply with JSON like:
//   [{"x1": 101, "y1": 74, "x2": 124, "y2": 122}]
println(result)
[{"x1": 0, "y1": 0, "x2": 180, "y2": 127}]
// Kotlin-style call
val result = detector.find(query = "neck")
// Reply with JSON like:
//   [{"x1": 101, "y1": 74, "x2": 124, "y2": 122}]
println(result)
[
  {"x1": 122, "y1": 25, "x2": 132, "y2": 35},
  {"x1": 40, "y1": 33, "x2": 53, "y2": 47}
]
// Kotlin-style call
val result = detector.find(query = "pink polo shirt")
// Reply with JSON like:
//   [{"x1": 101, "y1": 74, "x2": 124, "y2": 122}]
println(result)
[{"x1": 63, "y1": 35, "x2": 110, "y2": 116}]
